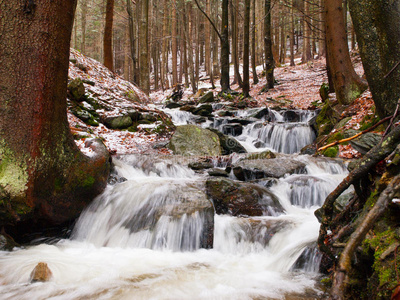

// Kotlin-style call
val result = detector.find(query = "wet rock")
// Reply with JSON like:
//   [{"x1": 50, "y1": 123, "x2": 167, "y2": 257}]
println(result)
[
  {"x1": 249, "y1": 107, "x2": 270, "y2": 119},
  {"x1": 232, "y1": 158, "x2": 306, "y2": 180},
  {"x1": 221, "y1": 123, "x2": 243, "y2": 136},
  {"x1": 205, "y1": 177, "x2": 283, "y2": 216},
  {"x1": 168, "y1": 125, "x2": 222, "y2": 156},
  {"x1": 166, "y1": 102, "x2": 183, "y2": 109},
  {"x1": 67, "y1": 78, "x2": 86, "y2": 101},
  {"x1": 216, "y1": 110, "x2": 234, "y2": 117},
  {"x1": 188, "y1": 161, "x2": 214, "y2": 170},
  {"x1": 0, "y1": 234, "x2": 18, "y2": 251},
  {"x1": 127, "y1": 109, "x2": 142, "y2": 122},
  {"x1": 226, "y1": 118, "x2": 256, "y2": 126},
  {"x1": 102, "y1": 115, "x2": 133, "y2": 129},
  {"x1": 108, "y1": 173, "x2": 128, "y2": 185},
  {"x1": 30, "y1": 262, "x2": 53, "y2": 283},
  {"x1": 207, "y1": 168, "x2": 229, "y2": 177},
  {"x1": 344, "y1": 129, "x2": 381, "y2": 154},
  {"x1": 180, "y1": 105, "x2": 196, "y2": 113},
  {"x1": 198, "y1": 91, "x2": 215, "y2": 104},
  {"x1": 140, "y1": 112, "x2": 158, "y2": 123},
  {"x1": 207, "y1": 128, "x2": 247, "y2": 155},
  {"x1": 291, "y1": 243, "x2": 321, "y2": 272},
  {"x1": 283, "y1": 110, "x2": 300, "y2": 122},
  {"x1": 245, "y1": 150, "x2": 276, "y2": 160},
  {"x1": 193, "y1": 104, "x2": 213, "y2": 116},
  {"x1": 300, "y1": 144, "x2": 317, "y2": 155}
]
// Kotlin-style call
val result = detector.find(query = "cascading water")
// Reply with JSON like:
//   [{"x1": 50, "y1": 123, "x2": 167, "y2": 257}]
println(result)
[{"x1": 0, "y1": 105, "x2": 348, "y2": 299}]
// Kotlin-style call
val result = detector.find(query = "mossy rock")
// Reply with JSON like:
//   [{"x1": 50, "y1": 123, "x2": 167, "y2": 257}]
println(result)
[
  {"x1": 319, "y1": 83, "x2": 329, "y2": 102},
  {"x1": 198, "y1": 91, "x2": 215, "y2": 104},
  {"x1": 102, "y1": 115, "x2": 133, "y2": 129},
  {"x1": 67, "y1": 78, "x2": 85, "y2": 101},
  {"x1": 316, "y1": 101, "x2": 342, "y2": 136},
  {"x1": 246, "y1": 150, "x2": 276, "y2": 160},
  {"x1": 168, "y1": 125, "x2": 222, "y2": 156},
  {"x1": 322, "y1": 146, "x2": 338, "y2": 158}
]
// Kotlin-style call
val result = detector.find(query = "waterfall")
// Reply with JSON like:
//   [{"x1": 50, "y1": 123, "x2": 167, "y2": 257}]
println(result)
[{"x1": 0, "y1": 105, "x2": 350, "y2": 299}]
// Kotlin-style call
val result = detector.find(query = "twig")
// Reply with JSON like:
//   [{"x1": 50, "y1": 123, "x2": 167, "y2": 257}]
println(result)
[
  {"x1": 383, "y1": 99, "x2": 400, "y2": 137},
  {"x1": 318, "y1": 116, "x2": 392, "y2": 152},
  {"x1": 384, "y1": 61, "x2": 400, "y2": 79}
]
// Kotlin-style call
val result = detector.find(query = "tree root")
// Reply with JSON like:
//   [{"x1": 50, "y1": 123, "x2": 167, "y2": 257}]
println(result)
[{"x1": 330, "y1": 175, "x2": 400, "y2": 299}]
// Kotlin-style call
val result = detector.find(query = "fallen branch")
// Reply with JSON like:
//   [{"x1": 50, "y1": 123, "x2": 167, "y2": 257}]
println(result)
[
  {"x1": 318, "y1": 116, "x2": 392, "y2": 152},
  {"x1": 317, "y1": 125, "x2": 400, "y2": 257},
  {"x1": 330, "y1": 175, "x2": 400, "y2": 299}
]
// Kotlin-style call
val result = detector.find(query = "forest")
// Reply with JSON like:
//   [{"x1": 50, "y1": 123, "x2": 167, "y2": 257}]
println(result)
[{"x1": 0, "y1": 0, "x2": 400, "y2": 299}]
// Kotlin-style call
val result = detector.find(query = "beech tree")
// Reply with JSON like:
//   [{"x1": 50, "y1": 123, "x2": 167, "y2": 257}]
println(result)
[
  {"x1": 0, "y1": 1, "x2": 110, "y2": 230},
  {"x1": 264, "y1": 0, "x2": 274, "y2": 89}
]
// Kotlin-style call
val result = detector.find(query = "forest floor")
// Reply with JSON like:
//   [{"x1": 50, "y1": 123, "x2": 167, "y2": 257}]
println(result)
[{"x1": 68, "y1": 49, "x2": 375, "y2": 159}]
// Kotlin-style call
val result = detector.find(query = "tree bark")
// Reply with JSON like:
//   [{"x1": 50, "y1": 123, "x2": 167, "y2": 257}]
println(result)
[
  {"x1": 0, "y1": 0, "x2": 110, "y2": 228},
  {"x1": 80, "y1": 0, "x2": 88, "y2": 54},
  {"x1": 251, "y1": 0, "x2": 259, "y2": 84},
  {"x1": 243, "y1": 0, "x2": 250, "y2": 97},
  {"x1": 104, "y1": 0, "x2": 114, "y2": 71},
  {"x1": 220, "y1": 0, "x2": 231, "y2": 92},
  {"x1": 264, "y1": 0, "x2": 274, "y2": 89},
  {"x1": 172, "y1": 0, "x2": 178, "y2": 86},
  {"x1": 139, "y1": 0, "x2": 150, "y2": 94},
  {"x1": 231, "y1": 0, "x2": 243, "y2": 87},
  {"x1": 325, "y1": 0, "x2": 367, "y2": 105},
  {"x1": 348, "y1": 0, "x2": 400, "y2": 118}
]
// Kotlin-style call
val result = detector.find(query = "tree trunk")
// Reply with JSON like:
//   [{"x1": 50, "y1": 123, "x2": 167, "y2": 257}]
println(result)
[
  {"x1": 172, "y1": 0, "x2": 178, "y2": 86},
  {"x1": 0, "y1": 0, "x2": 110, "y2": 228},
  {"x1": 220, "y1": 0, "x2": 231, "y2": 92},
  {"x1": 231, "y1": 0, "x2": 243, "y2": 87},
  {"x1": 139, "y1": 0, "x2": 150, "y2": 94},
  {"x1": 289, "y1": 0, "x2": 295, "y2": 66},
  {"x1": 302, "y1": 0, "x2": 312, "y2": 63},
  {"x1": 104, "y1": 0, "x2": 114, "y2": 71},
  {"x1": 80, "y1": 0, "x2": 88, "y2": 54},
  {"x1": 348, "y1": 0, "x2": 400, "y2": 118},
  {"x1": 243, "y1": 0, "x2": 250, "y2": 96},
  {"x1": 325, "y1": 0, "x2": 367, "y2": 105},
  {"x1": 204, "y1": 0, "x2": 211, "y2": 76},
  {"x1": 127, "y1": 0, "x2": 139, "y2": 84},
  {"x1": 251, "y1": 0, "x2": 259, "y2": 84},
  {"x1": 264, "y1": 0, "x2": 274, "y2": 89}
]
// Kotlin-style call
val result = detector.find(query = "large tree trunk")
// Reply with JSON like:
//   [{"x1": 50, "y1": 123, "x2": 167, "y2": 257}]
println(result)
[
  {"x1": 104, "y1": 0, "x2": 114, "y2": 71},
  {"x1": 139, "y1": 0, "x2": 150, "y2": 94},
  {"x1": 264, "y1": 0, "x2": 274, "y2": 89},
  {"x1": 348, "y1": 0, "x2": 400, "y2": 118},
  {"x1": 80, "y1": 0, "x2": 88, "y2": 54},
  {"x1": 0, "y1": 1, "x2": 110, "y2": 228},
  {"x1": 231, "y1": 0, "x2": 243, "y2": 87},
  {"x1": 325, "y1": 0, "x2": 367, "y2": 105},
  {"x1": 251, "y1": 0, "x2": 258, "y2": 84}
]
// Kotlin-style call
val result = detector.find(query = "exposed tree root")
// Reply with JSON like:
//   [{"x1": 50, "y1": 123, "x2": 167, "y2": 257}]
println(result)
[{"x1": 330, "y1": 175, "x2": 400, "y2": 299}]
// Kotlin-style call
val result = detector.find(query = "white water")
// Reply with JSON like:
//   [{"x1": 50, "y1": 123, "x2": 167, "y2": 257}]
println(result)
[
  {"x1": 0, "y1": 107, "x2": 347, "y2": 299},
  {"x1": 0, "y1": 153, "x2": 347, "y2": 300}
]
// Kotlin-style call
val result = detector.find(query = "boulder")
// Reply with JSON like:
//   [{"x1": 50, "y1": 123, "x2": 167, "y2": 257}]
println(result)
[
  {"x1": 188, "y1": 161, "x2": 214, "y2": 170},
  {"x1": 165, "y1": 102, "x2": 183, "y2": 109},
  {"x1": 249, "y1": 107, "x2": 270, "y2": 119},
  {"x1": 198, "y1": 91, "x2": 215, "y2": 104},
  {"x1": 0, "y1": 234, "x2": 18, "y2": 251},
  {"x1": 30, "y1": 262, "x2": 53, "y2": 283},
  {"x1": 207, "y1": 128, "x2": 247, "y2": 155},
  {"x1": 168, "y1": 125, "x2": 222, "y2": 156},
  {"x1": 344, "y1": 129, "x2": 382, "y2": 154},
  {"x1": 205, "y1": 177, "x2": 283, "y2": 216},
  {"x1": 246, "y1": 150, "x2": 276, "y2": 160},
  {"x1": 67, "y1": 78, "x2": 86, "y2": 101},
  {"x1": 207, "y1": 168, "x2": 229, "y2": 177},
  {"x1": 232, "y1": 158, "x2": 306, "y2": 180},
  {"x1": 102, "y1": 115, "x2": 133, "y2": 129},
  {"x1": 221, "y1": 123, "x2": 243, "y2": 136},
  {"x1": 283, "y1": 110, "x2": 301, "y2": 122},
  {"x1": 193, "y1": 104, "x2": 213, "y2": 116}
]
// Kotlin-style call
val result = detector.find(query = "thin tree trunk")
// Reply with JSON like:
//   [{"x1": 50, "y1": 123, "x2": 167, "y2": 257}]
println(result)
[
  {"x1": 139, "y1": 0, "x2": 150, "y2": 94},
  {"x1": 243, "y1": 0, "x2": 250, "y2": 96},
  {"x1": 264, "y1": 0, "x2": 274, "y2": 89},
  {"x1": 251, "y1": 0, "x2": 258, "y2": 84},
  {"x1": 81, "y1": 0, "x2": 88, "y2": 54},
  {"x1": 289, "y1": 0, "x2": 295, "y2": 66},
  {"x1": 172, "y1": 0, "x2": 178, "y2": 86}
]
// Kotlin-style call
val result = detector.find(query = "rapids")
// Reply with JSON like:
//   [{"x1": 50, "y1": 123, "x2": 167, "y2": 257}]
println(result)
[{"x1": 0, "y1": 106, "x2": 348, "y2": 300}]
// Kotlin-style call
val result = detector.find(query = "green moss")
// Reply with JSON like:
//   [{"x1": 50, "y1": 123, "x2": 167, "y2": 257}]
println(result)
[
  {"x1": 316, "y1": 102, "x2": 335, "y2": 136},
  {"x1": 82, "y1": 176, "x2": 95, "y2": 188},
  {"x1": 326, "y1": 132, "x2": 345, "y2": 144},
  {"x1": 323, "y1": 146, "x2": 339, "y2": 157}
]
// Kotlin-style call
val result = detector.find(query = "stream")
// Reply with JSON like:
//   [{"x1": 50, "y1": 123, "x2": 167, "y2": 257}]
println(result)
[{"x1": 0, "y1": 104, "x2": 348, "y2": 299}]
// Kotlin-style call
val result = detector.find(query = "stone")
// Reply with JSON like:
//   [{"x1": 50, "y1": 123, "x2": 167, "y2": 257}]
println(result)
[
  {"x1": 207, "y1": 168, "x2": 229, "y2": 177},
  {"x1": 67, "y1": 78, "x2": 86, "y2": 101},
  {"x1": 166, "y1": 102, "x2": 182, "y2": 109},
  {"x1": 206, "y1": 177, "x2": 283, "y2": 216},
  {"x1": 168, "y1": 125, "x2": 222, "y2": 156},
  {"x1": 30, "y1": 262, "x2": 53, "y2": 283},
  {"x1": 0, "y1": 234, "x2": 18, "y2": 251},
  {"x1": 232, "y1": 158, "x2": 306, "y2": 180},
  {"x1": 102, "y1": 115, "x2": 133, "y2": 129},
  {"x1": 344, "y1": 129, "x2": 382, "y2": 154},
  {"x1": 283, "y1": 110, "x2": 301, "y2": 122},
  {"x1": 221, "y1": 123, "x2": 243, "y2": 136},
  {"x1": 249, "y1": 107, "x2": 270, "y2": 119},
  {"x1": 198, "y1": 91, "x2": 215, "y2": 104},
  {"x1": 300, "y1": 144, "x2": 317, "y2": 155},
  {"x1": 193, "y1": 104, "x2": 213, "y2": 116},
  {"x1": 246, "y1": 150, "x2": 276, "y2": 160},
  {"x1": 188, "y1": 161, "x2": 214, "y2": 170},
  {"x1": 207, "y1": 128, "x2": 247, "y2": 155}
]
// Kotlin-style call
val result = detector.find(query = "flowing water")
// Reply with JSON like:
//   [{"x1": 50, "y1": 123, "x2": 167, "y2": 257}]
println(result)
[{"x1": 0, "y1": 106, "x2": 348, "y2": 300}]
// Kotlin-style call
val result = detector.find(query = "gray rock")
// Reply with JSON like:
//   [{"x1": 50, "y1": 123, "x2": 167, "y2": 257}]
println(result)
[
  {"x1": 207, "y1": 128, "x2": 247, "y2": 155},
  {"x1": 198, "y1": 91, "x2": 215, "y2": 104},
  {"x1": 206, "y1": 177, "x2": 283, "y2": 216},
  {"x1": 345, "y1": 129, "x2": 382, "y2": 154},
  {"x1": 283, "y1": 110, "x2": 300, "y2": 122},
  {"x1": 221, "y1": 123, "x2": 243, "y2": 136},
  {"x1": 168, "y1": 125, "x2": 222, "y2": 156},
  {"x1": 193, "y1": 104, "x2": 213, "y2": 116},
  {"x1": 232, "y1": 158, "x2": 306, "y2": 180},
  {"x1": 188, "y1": 161, "x2": 214, "y2": 170},
  {"x1": 207, "y1": 168, "x2": 229, "y2": 177}
]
